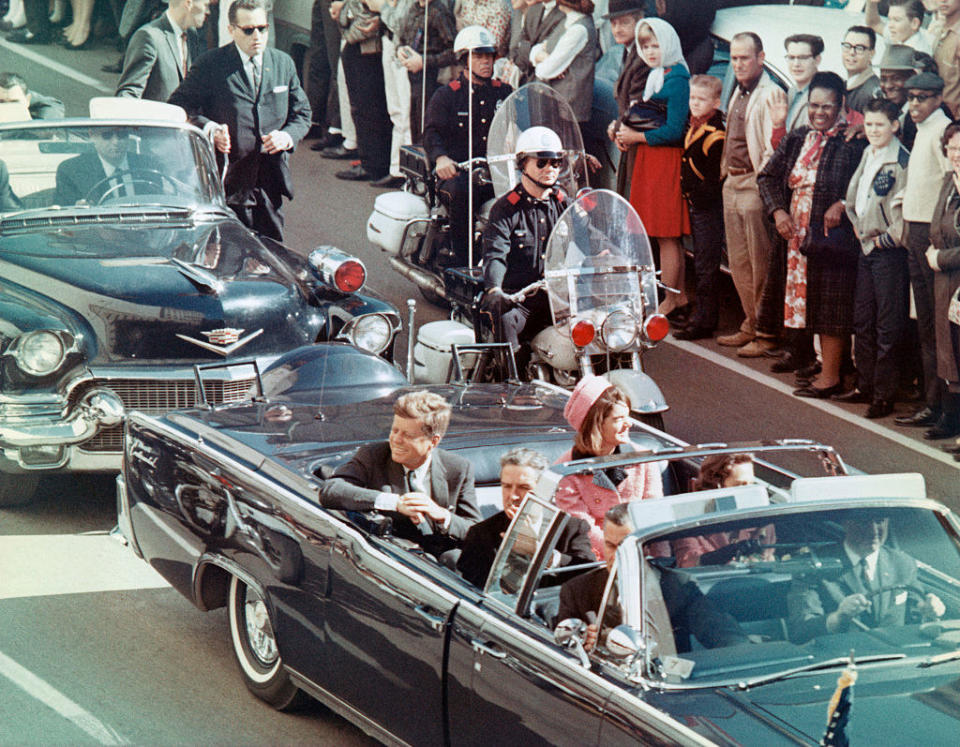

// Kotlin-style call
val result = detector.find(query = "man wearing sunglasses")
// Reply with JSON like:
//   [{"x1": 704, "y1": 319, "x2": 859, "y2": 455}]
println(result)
[
  {"x1": 54, "y1": 127, "x2": 160, "y2": 206},
  {"x1": 170, "y1": 0, "x2": 311, "y2": 242},
  {"x1": 481, "y1": 126, "x2": 568, "y2": 376}
]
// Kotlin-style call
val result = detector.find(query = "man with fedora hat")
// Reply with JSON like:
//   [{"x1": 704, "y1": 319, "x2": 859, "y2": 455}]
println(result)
[
  {"x1": 878, "y1": 44, "x2": 920, "y2": 147},
  {"x1": 896, "y1": 71, "x2": 953, "y2": 434}
]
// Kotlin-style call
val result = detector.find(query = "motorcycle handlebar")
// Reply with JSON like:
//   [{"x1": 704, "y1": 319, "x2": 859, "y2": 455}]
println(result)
[{"x1": 507, "y1": 280, "x2": 545, "y2": 304}]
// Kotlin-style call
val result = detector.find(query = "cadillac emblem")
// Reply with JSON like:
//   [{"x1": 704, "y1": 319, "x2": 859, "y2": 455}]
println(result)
[
  {"x1": 176, "y1": 327, "x2": 264, "y2": 355},
  {"x1": 204, "y1": 328, "x2": 243, "y2": 345}
]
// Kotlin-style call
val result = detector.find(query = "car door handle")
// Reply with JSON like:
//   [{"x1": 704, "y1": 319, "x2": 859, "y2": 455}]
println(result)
[
  {"x1": 414, "y1": 605, "x2": 446, "y2": 633},
  {"x1": 471, "y1": 639, "x2": 507, "y2": 659}
]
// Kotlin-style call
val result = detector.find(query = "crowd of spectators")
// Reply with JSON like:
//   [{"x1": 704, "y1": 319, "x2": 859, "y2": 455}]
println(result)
[{"x1": 2, "y1": 0, "x2": 959, "y2": 450}]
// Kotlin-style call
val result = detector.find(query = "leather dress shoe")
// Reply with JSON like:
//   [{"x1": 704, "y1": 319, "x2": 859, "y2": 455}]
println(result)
[
  {"x1": 336, "y1": 164, "x2": 376, "y2": 181},
  {"x1": 923, "y1": 412, "x2": 960, "y2": 440},
  {"x1": 832, "y1": 388, "x2": 872, "y2": 404},
  {"x1": 865, "y1": 399, "x2": 894, "y2": 419},
  {"x1": 370, "y1": 174, "x2": 404, "y2": 189},
  {"x1": 795, "y1": 361, "x2": 822, "y2": 380},
  {"x1": 310, "y1": 132, "x2": 343, "y2": 151},
  {"x1": 716, "y1": 330, "x2": 754, "y2": 347},
  {"x1": 770, "y1": 353, "x2": 810, "y2": 373},
  {"x1": 793, "y1": 382, "x2": 843, "y2": 399},
  {"x1": 894, "y1": 406, "x2": 939, "y2": 427},
  {"x1": 665, "y1": 304, "x2": 691, "y2": 324},
  {"x1": 942, "y1": 441, "x2": 960, "y2": 454},
  {"x1": 320, "y1": 144, "x2": 359, "y2": 159},
  {"x1": 673, "y1": 324, "x2": 714, "y2": 341}
]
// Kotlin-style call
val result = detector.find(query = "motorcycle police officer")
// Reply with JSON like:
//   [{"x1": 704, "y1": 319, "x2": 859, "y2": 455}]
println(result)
[
  {"x1": 481, "y1": 126, "x2": 569, "y2": 375},
  {"x1": 422, "y1": 25, "x2": 512, "y2": 266}
]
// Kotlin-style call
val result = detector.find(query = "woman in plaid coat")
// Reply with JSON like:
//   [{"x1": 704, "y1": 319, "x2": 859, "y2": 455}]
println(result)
[{"x1": 758, "y1": 71, "x2": 867, "y2": 399}]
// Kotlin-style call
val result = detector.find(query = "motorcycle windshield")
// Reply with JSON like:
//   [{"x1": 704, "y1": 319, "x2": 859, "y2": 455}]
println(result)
[
  {"x1": 486, "y1": 82, "x2": 587, "y2": 199},
  {"x1": 543, "y1": 190, "x2": 657, "y2": 350}
]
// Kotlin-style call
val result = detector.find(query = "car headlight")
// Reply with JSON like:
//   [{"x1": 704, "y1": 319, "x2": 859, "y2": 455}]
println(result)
[
  {"x1": 347, "y1": 314, "x2": 393, "y2": 354},
  {"x1": 13, "y1": 330, "x2": 67, "y2": 376},
  {"x1": 600, "y1": 309, "x2": 639, "y2": 352}
]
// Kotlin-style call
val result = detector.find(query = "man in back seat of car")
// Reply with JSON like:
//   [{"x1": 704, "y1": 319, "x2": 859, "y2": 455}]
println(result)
[
  {"x1": 319, "y1": 390, "x2": 481, "y2": 557},
  {"x1": 457, "y1": 447, "x2": 596, "y2": 588}
]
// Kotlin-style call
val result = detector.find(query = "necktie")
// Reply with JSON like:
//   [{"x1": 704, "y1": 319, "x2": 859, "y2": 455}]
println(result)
[
  {"x1": 406, "y1": 469, "x2": 433, "y2": 536},
  {"x1": 180, "y1": 32, "x2": 188, "y2": 77},
  {"x1": 251, "y1": 57, "x2": 261, "y2": 95},
  {"x1": 859, "y1": 557, "x2": 873, "y2": 591}
]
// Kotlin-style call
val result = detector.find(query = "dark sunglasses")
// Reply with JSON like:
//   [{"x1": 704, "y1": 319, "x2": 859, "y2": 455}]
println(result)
[
  {"x1": 535, "y1": 157, "x2": 563, "y2": 169},
  {"x1": 236, "y1": 24, "x2": 269, "y2": 35},
  {"x1": 906, "y1": 91, "x2": 938, "y2": 102}
]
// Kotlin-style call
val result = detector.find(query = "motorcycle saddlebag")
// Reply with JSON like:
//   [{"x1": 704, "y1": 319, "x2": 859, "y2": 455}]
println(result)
[{"x1": 367, "y1": 191, "x2": 430, "y2": 255}]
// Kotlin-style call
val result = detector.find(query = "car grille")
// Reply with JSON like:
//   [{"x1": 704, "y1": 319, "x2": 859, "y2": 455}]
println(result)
[{"x1": 78, "y1": 378, "x2": 256, "y2": 453}]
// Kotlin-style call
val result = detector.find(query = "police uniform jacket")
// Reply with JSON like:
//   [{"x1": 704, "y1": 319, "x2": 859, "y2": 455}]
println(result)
[
  {"x1": 482, "y1": 183, "x2": 567, "y2": 292},
  {"x1": 422, "y1": 73, "x2": 512, "y2": 166}
]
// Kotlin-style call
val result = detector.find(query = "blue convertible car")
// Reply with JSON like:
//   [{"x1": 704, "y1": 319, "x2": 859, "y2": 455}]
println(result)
[
  {"x1": 116, "y1": 345, "x2": 960, "y2": 745},
  {"x1": 0, "y1": 118, "x2": 400, "y2": 505}
]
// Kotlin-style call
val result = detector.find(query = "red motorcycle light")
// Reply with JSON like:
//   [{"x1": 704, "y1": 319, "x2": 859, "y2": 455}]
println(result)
[
  {"x1": 571, "y1": 320, "x2": 595, "y2": 347},
  {"x1": 644, "y1": 314, "x2": 669, "y2": 342},
  {"x1": 334, "y1": 260, "x2": 366, "y2": 293}
]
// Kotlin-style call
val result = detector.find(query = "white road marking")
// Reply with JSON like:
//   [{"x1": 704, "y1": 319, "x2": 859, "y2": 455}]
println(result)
[
  {"x1": 0, "y1": 39, "x2": 113, "y2": 94},
  {"x1": 666, "y1": 336, "x2": 960, "y2": 469},
  {"x1": 0, "y1": 533, "x2": 169, "y2": 600},
  {"x1": 0, "y1": 650, "x2": 128, "y2": 744}
]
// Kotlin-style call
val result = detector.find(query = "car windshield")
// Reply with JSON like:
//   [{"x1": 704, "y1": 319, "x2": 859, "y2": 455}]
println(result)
[
  {"x1": 0, "y1": 122, "x2": 223, "y2": 216},
  {"x1": 622, "y1": 505, "x2": 960, "y2": 686}
]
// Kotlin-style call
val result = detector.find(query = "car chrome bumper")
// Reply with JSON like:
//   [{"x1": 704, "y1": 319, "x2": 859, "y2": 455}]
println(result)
[
  {"x1": 115, "y1": 473, "x2": 143, "y2": 558},
  {"x1": 0, "y1": 388, "x2": 125, "y2": 468}
]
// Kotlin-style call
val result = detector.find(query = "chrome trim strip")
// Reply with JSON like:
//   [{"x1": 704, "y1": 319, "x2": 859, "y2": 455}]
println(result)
[
  {"x1": 285, "y1": 667, "x2": 409, "y2": 747},
  {"x1": 175, "y1": 328, "x2": 264, "y2": 356}
]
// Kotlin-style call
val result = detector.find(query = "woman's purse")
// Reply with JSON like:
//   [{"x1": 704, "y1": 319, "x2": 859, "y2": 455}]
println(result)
[
  {"x1": 622, "y1": 101, "x2": 667, "y2": 132},
  {"x1": 800, "y1": 217, "x2": 860, "y2": 265}
]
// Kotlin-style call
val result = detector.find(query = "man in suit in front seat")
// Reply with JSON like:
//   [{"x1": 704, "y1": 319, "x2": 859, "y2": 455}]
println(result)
[
  {"x1": 54, "y1": 127, "x2": 160, "y2": 206},
  {"x1": 320, "y1": 391, "x2": 481, "y2": 556},
  {"x1": 787, "y1": 512, "x2": 946, "y2": 643},
  {"x1": 169, "y1": 0, "x2": 311, "y2": 241},
  {"x1": 457, "y1": 446, "x2": 595, "y2": 588}
]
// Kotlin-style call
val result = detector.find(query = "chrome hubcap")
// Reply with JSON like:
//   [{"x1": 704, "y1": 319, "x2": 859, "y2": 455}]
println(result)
[{"x1": 244, "y1": 596, "x2": 278, "y2": 666}]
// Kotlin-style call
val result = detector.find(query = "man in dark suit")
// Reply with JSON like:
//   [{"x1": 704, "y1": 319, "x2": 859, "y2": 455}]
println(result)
[
  {"x1": 0, "y1": 72, "x2": 64, "y2": 119},
  {"x1": 169, "y1": 0, "x2": 311, "y2": 241},
  {"x1": 116, "y1": 0, "x2": 210, "y2": 102},
  {"x1": 320, "y1": 391, "x2": 481, "y2": 555},
  {"x1": 457, "y1": 447, "x2": 595, "y2": 588},
  {"x1": 558, "y1": 504, "x2": 747, "y2": 653},
  {"x1": 788, "y1": 513, "x2": 945, "y2": 643},
  {"x1": 504, "y1": 0, "x2": 565, "y2": 86},
  {"x1": 54, "y1": 128, "x2": 161, "y2": 206}
]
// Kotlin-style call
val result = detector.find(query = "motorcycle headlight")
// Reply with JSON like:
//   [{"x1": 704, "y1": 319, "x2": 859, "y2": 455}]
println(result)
[
  {"x1": 13, "y1": 330, "x2": 67, "y2": 376},
  {"x1": 600, "y1": 309, "x2": 639, "y2": 352},
  {"x1": 346, "y1": 314, "x2": 393, "y2": 354}
]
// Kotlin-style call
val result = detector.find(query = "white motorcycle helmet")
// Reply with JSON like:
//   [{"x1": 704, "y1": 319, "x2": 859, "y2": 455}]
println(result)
[
  {"x1": 453, "y1": 25, "x2": 497, "y2": 59},
  {"x1": 515, "y1": 127, "x2": 565, "y2": 188}
]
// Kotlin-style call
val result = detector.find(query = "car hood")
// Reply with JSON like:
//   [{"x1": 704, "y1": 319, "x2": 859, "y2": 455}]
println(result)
[
  {"x1": 656, "y1": 662, "x2": 960, "y2": 745},
  {"x1": 0, "y1": 219, "x2": 323, "y2": 362}
]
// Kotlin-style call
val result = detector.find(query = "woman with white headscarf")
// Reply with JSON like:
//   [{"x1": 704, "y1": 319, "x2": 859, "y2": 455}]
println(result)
[{"x1": 616, "y1": 17, "x2": 690, "y2": 317}]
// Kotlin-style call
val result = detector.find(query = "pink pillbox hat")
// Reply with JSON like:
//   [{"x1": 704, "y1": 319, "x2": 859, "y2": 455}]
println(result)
[{"x1": 563, "y1": 375, "x2": 614, "y2": 431}]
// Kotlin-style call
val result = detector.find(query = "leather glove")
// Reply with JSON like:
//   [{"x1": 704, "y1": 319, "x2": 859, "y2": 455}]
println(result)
[{"x1": 480, "y1": 287, "x2": 516, "y2": 315}]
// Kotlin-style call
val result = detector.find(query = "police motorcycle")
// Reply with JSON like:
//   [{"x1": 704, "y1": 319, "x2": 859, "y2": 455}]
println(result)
[
  {"x1": 405, "y1": 85, "x2": 670, "y2": 424},
  {"x1": 366, "y1": 25, "x2": 505, "y2": 307}
]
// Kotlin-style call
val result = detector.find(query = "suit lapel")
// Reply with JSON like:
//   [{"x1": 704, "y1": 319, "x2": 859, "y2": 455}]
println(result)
[
  {"x1": 386, "y1": 456, "x2": 405, "y2": 495},
  {"x1": 430, "y1": 452, "x2": 450, "y2": 509},
  {"x1": 226, "y1": 44, "x2": 256, "y2": 100}
]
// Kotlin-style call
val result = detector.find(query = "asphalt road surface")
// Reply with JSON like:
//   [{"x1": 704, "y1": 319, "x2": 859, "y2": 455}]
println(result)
[{"x1": 1, "y1": 34, "x2": 958, "y2": 745}]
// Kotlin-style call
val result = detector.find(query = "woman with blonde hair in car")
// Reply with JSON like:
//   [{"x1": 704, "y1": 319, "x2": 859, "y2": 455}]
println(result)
[{"x1": 553, "y1": 375, "x2": 662, "y2": 557}]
